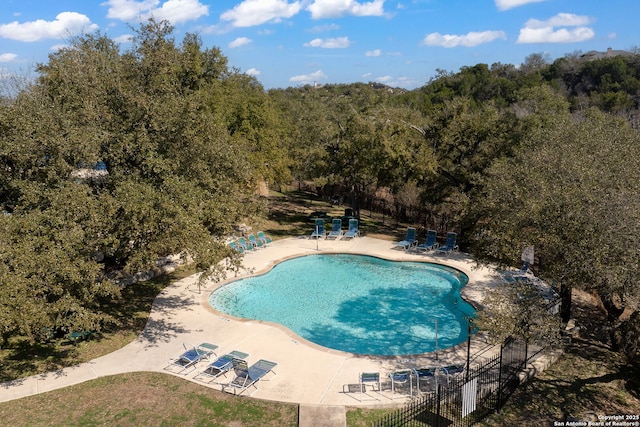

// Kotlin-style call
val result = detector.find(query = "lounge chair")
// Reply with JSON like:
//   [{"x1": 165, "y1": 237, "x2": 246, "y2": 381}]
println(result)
[
  {"x1": 247, "y1": 234, "x2": 265, "y2": 249},
  {"x1": 326, "y1": 218, "x2": 344, "y2": 240},
  {"x1": 236, "y1": 237, "x2": 253, "y2": 251},
  {"x1": 165, "y1": 342, "x2": 219, "y2": 374},
  {"x1": 343, "y1": 219, "x2": 360, "y2": 239},
  {"x1": 310, "y1": 218, "x2": 326, "y2": 239},
  {"x1": 435, "y1": 232, "x2": 458, "y2": 253},
  {"x1": 66, "y1": 330, "x2": 93, "y2": 345},
  {"x1": 257, "y1": 231, "x2": 272, "y2": 245},
  {"x1": 222, "y1": 359, "x2": 278, "y2": 396},
  {"x1": 389, "y1": 369, "x2": 413, "y2": 399},
  {"x1": 415, "y1": 230, "x2": 439, "y2": 252},
  {"x1": 359, "y1": 372, "x2": 381, "y2": 401},
  {"x1": 503, "y1": 261, "x2": 533, "y2": 282},
  {"x1": 440, "y1": 364, "x2": 465, "y2": 386},
  {"x1": 228, "y1": 241, "x2": 244, "y2": 253},
  {"x1": 413, "y1": 367, "x2": 438, "y2": 393},
  {"x1": 394, "y1": 227, "x2": 418, "y2": 251},
  {"x1": 194, "y1": 350, "x2": 249, "y2": 384}
]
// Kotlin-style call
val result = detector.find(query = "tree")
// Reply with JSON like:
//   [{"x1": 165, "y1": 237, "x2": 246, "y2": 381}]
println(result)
[
  {"x1": 0, "y1": 184, "x2": 120, "y2": 345},
  {"x1": 0, "y1": 21, "x2": 263, "y2": 343},
  {"x1": 473, "y1": 280, "x2": 561, "y2": 346},
  {"x1": 521, "y1": 52, "x2": 550, "y2": 74},
  {"x1": 469, "y1": 107, "x2": 640, "y2": 363}
]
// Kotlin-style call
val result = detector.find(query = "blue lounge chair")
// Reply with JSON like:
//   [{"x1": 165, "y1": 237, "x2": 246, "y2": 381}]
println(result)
[
  {"x1": 413, "y1": 367, "x2": 437, "y2": 393},
  {"x1": 237, "y1": 237, "x2": 253, "y2": 251},
  {"x1": 343, "y1": 219, "x2": 360, "y2": 239},
  {"x1": 194, "y1": 350, "x2": 250, "y2": 384},
  {"x1": 389, "y1": 369, "x2": 413, "y2": 399},
  {"x1": 310, "y1": 218, "x2": 326, "y2": 239},
  {"x1": 436, "y1": 232, "x2": 458, "y2": 253},
  {"x1": 395, "y1": 227, "x2": 417, "y2": 251},
  {"x1": 165, "y1": 342, "x2": 219, "y2": 374},
  {"x1": 247, "y1": 234, "x2": 264, "y2": 249},
  {"x1": 415, "y1": 230, "x2": 439, "y2": 252},
  {"x1": 228, "y1": 241, "x2": 244, "y2": 253},
  {"x1": 359, "y1": 372, "x2": 381, "y2": 401},
  {"x1": 257, "y1": 231, "x2": 272, "y2": 245},
  {"x1": 222, "y1": 359, "x2": 278, "y2": 396},
  {"x1": 326, "y1": 218, "x2": 344, "y2": 240},
  {"x1": 439, "y1": 364, "x2": 465, "y2": 386}
]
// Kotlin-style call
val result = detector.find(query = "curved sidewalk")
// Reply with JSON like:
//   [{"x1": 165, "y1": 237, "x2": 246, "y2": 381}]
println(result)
[{"x1": 0, "y1": 236, "x2": 504, "y2": 406}]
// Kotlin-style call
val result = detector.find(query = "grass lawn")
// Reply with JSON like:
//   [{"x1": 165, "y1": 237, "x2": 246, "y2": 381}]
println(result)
[
  {"x1": 0, "y1": 372, "x2": 298, "y2": 427},
  {"x1": 0, "y1": 269, "x2": 193, "y2": 383},
  {"x1": 1, "y1": 190, "x2": 639, "y2": 426}
]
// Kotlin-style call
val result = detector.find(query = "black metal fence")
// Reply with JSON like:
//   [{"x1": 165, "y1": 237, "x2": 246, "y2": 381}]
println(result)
[{"x1": 371, "y1": 338, "x2": 529, "y2": 427}]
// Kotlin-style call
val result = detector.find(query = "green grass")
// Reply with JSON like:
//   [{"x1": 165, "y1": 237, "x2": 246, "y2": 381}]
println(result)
[
  {"x1": 0, "y1": 372, "x2": 298, "y2": 427},
  {"x1": 0, "y1": 268, "x2": 194, "y2": 383},
  {"x1": 346, "y1": 407, "x2": 396, "y2": 427}
]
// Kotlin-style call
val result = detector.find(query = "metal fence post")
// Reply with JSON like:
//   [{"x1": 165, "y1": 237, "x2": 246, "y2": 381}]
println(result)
[
  {"x1": 496, "y1": 341, "x2": 504, "y2": 413},
  {"x1": 436, "y1": 383, "x2": 442, "y2": 427}
]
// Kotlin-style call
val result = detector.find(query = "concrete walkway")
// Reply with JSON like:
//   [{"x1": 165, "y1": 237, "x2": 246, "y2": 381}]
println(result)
[{"x1": 0, "y1": 236, "x2": 508, "y2": 416}]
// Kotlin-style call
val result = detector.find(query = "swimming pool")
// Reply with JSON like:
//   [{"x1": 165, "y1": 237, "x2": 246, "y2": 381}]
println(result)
[{"x1": 209, "y1": 254, "x2": 475, "y2": 356}]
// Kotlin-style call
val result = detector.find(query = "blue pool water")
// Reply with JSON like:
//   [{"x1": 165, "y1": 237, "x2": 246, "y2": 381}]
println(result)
[{"x1": 209, "y1": 254, "x2": 475, "y2": 356}]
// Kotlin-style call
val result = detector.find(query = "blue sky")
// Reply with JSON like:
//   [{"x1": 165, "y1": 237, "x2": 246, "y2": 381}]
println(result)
[{"x1": 0, "y1": 0, "x2": 637, "y2": 90}]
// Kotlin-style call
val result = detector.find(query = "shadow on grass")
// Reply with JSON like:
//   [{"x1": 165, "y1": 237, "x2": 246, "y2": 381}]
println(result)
[
  {"x1": 0, "y1": 340, "x2": 79, "y2": 383},
  {"x1": 0, "y1": 268, "x2": 194, "y2": 383},
  {"x1": 265, "y1": 190, "x2": 407, "y2": 241}
]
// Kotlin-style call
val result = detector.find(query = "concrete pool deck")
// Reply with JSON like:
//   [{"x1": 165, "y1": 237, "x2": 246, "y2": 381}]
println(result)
[{"x1": 0, "y1": 236, "x2": 508, "y2": 408}]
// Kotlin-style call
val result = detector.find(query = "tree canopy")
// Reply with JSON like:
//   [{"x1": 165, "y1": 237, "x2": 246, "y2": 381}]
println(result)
[{"x1": 0, "y1": 20, "x2": 283, "y2": 343}]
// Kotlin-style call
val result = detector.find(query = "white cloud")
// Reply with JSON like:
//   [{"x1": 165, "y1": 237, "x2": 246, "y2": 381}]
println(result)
[
  {"x1": 103, "y1": 0, "x2": 159, "y2": 21},
  {"x1": 365, "y1": 49, "x2": 381, "y2": 56},
  {"x1": 373, "y1": 74, "x2": 416, "y2": 88},
  {"x1": 0, "y1": 53, "x2": 17, "y2": 62},
  {"x1": 422, "y1": 30, "x2": 506, "y2": 48},
  {"x1": 50, "y1": 44, "x2": 68, "y2": 51},
  {"x1": 517, "y1": 13, "x2": 594, "y2": 43},
  {"x1": 495, "y1": 0, "x2": 545, "y2": 11},
  {"x1": 229, "y1": 37, "x2": 253, "y2": 48},
  {"x1": 304, "y1": 37, "x2": 351, "y2": 48},
  {"x1": 103, "y1": 0, "x2": 208, "y2": 24},
  {"x1": 375, "y1": 75, "x2": 393, "y2": 83},
  {"x1": 289, "y1": 69, "x2": 327, "y2": 84},
  {"x1": 307, "y1": 0, "x2": 385, "y2": 19},
  {"x1": 147, "y1": 0, "x2": 209, "y2": 24},
  {"x1": 114, "y1": 34, "x2": 133, "y2": 44},
  {"x1": 0, "y1": 12, "x2": 99, "y2": 42},
  {"x1": 517, "y1": 26, "x2": 594, "y2": 44},
  {"x1": 307, "y1": 23, "x2": 340, "y2": 33},
  {"x1": 524, "y1": 13, "x2": 591, "y2": 29},
  {"x1": 246, "y1": 68, "x2": 261, "y2": 76},
  {"x1": 221, "y1": 0, "x2": 302, "y2": 28}
]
